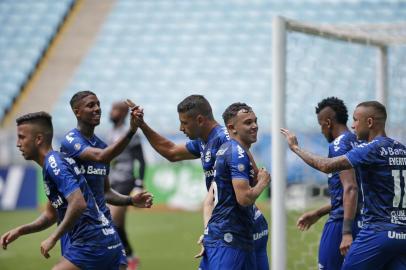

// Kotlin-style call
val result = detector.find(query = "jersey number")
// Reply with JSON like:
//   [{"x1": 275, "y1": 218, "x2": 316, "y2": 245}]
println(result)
[{"x1": 392, "y1": 170, "x2": 406, "y2": 208}]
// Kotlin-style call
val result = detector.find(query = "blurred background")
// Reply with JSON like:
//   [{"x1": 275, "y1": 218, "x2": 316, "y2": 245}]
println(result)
[{"x1": 0, "y1": 0, "x2": 405, "y2": 269}]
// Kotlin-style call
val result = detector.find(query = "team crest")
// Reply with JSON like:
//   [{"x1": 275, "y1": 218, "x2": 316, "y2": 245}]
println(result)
[
  {"x1": 74, "y1": 143, "x2": 81, "y2": 151},
  {"x1": 224, "y1": 233, "x2": 233, "y2": 243},
  {"x1": 238, "y1": 163, "x2": 245, "y2": 172}
]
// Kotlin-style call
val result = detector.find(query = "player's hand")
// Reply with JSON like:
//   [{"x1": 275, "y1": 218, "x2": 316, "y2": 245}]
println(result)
[
  {"x1": 340, "y1": 233, "x2": 353, "y2": 256},
  {"x1": 126, "y1": 99, "x2": 144, "y2": 131},
  {"x1": 130, "y1": 191, "x2": 153, "y2": 208},
  {"x1": 194, "y1": 234, "x2": 205, "y2": 258},
  {"x1": 280, "y1": 128, "x2": 299, "y2": 152},
  {"x1": 40, "y1": 236, "x2": 57, "y2": 259},
  {"x1": 257, "y1": 168, "x2": 271, "y2": 186},
  {"x1": 1, "y1": 227, "x2": 21, "y2": 250},
  {"x1": 296, "y1": 211, "x2": 320, "y2": 231}
]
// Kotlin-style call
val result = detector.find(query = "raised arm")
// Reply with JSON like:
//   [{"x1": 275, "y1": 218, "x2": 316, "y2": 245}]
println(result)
[
  {"x1": 339, "y1": 168, "x2": 358, "y2": 256},
  {"x1": 232, "y1": 168, "x2": 271, "y2": 207},
  {"x1": 280, "y1": 128, "x2": 352, "y2": 173},
  {"x1": 78, "y1": 111, "x2": 142, "y2": 163},
  {"x1": 139, "y1": 121, "x2": 197, "y2": 162},
  {"x1": 40, "y1": 189, "x2": 87, "y2": 258},
  {"x1": 1, "y1": 201, "x2": 57, "y2": 250}
]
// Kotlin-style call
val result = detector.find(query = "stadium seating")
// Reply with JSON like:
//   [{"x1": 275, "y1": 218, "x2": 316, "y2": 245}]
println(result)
[
  {"x1": 0, "y1": 0, "x2": 74, "y2": 120},
  {"x1": 52, "y1": 0, "x2": 406, "y2": 182}
]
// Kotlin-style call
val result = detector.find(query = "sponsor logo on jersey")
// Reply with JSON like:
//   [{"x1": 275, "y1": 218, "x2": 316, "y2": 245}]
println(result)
[
  {"x1": 43, "y1": 182, "x2": 50, "y2": 196},
  {"x1": 86, "y1": 165, "x2": 107, "y2": 176},
  {"x1": 388, "y1": 231, "x2": 406, "y2": 239},
  {"x1": 216, "y1": 148, "x2": 228, "y2": 156},
  {"x1": 333, "y1": 134, "x2": 344, "y2": 152},
  {"x1": 64, "y1": 157, "x2": 76, "y2": 165},
  {"x1": 391, "y1": 210, "x2": 406, "y2": 225},
  {"x1": 224, "y1": 233, "x2": 233, "y2": 243},
  {"x1": 253, "y1": 229, "x2": 268, "y2": 241},
  {"x1": 65, "y1": 132, "x2": 74, "y2": 144},
  {"x1": 204, "y1": 150, "x2": 211, "y2": 162},
  {"x1": 51, "y1": 195, "x2": 64, "y2": 208},
  {"x1": 204, "y1": 169, "x2": 215, "y2": 178},
  {"x1": 48, "y1": 155, "x2": 60, "y2": 175},
  {"x1": 237, "y1": 145, "x2": 245, "y2": 158}
]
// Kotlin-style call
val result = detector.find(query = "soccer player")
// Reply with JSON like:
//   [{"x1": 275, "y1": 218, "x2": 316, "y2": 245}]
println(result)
[
  {"x1": 203, "y1": 102, "x2": 271, "y2": 269},
  {"x1": 108, "y1": 101, "x2": 147, "y2": 269},
  {"x1": 296, "y1": 97, "x2": 362, "y2": 270},
  {"x1": 1, "y1": 112, "x2": 122, "y2": 269},
  {"x1": 130, "y1": 95, "x2": 269, "y2": 269},
  {"x1": 60, "y1": 91, "x2": 153, "y2": 269},
  {"x1": 281, "y1": 101, "x2": 406, "y2": 269}
]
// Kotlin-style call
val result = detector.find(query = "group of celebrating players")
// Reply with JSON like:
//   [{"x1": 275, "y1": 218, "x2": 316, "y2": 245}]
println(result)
[{"x1": 1, "y1": 90, "x2": 406, "y2": 270}]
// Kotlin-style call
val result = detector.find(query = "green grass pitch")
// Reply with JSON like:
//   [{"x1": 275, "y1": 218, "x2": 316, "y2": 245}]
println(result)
[{"x1": 0, "y1": 207, "x2": 326, "y2": 270}]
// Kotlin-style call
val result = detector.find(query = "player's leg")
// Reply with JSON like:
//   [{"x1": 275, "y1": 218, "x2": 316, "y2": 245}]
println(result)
[
  {"x1": 52, "y1": 257, "x2": 80, "y2": 270},
  {"x1": 110, "y1": 180, "x2": 137, "y2": 269},
  {"x1": 318, "y1": 221, "x2": 343, "y2": 270}
]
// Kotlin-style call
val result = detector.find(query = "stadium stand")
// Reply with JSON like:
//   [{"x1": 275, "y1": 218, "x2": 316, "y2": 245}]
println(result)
[
  {"x1": 0, "y1": 0, "x2": 74, "y2": 120},
  {"x1": 49, "y1": 0, "x2": 406, "y2": 184},
  {"x1": 53, "y1": 0, "x2": 406, "y2": 139}
]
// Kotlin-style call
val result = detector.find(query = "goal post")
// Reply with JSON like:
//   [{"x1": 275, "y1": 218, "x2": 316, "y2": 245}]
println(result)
[{"x1": 271, "y1": 16, "x2": 404, "y2": 270}]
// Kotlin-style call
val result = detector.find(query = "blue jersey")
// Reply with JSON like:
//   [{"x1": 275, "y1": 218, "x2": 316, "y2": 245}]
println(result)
[
  {"x1": 60, "y1": 128, "x2": 111, "y2": 220},
  {"x1": 186, "y1": 125, "x2": 229, "y2": 190},
  {"x1": 346, "y1": 136, "x2": 406, "y2": 232},
  {"x1": 204, "y1": 139, "x2": 256, "y2": 251},
  {"x1": 43, "y1": 151, "x2": 120, "y2": 248},
  {"x1": 327, "y1": 131, "x2": 360, "y2": 221}
]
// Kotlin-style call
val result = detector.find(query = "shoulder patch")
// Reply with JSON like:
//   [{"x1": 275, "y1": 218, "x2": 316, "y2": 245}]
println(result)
[{"x1": 74, "y1": 143, "x2": 81, "y2": 151}]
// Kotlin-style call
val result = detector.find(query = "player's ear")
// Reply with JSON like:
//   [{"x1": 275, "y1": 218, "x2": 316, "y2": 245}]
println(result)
[
  {"x1": 326, "y1": 118, "x2": 332, "y2": 128},
  {"x1": 226, "y1": 123, "x2": 237, "y2": 134},
  {"x1": 196, "y1": 114, "x2": 204, "y2": 125},
  {"x1": 367, "y1": 117, "x2": 374, "y2": 128},
  {"x1": 35, "y1": 133, "x2": 44, "y2": 146}
]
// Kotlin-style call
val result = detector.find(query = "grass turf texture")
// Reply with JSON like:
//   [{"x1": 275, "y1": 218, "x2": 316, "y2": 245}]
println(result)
[{"x1": 0, "y1": 206, "x2": 326, "y2": 270}]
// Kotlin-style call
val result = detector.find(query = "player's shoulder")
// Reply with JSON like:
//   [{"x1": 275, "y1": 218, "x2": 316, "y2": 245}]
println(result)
[
  {"x1": 229, "y1": 140, "x2": 248, "y2": 160},
  {"x1": 44, "y1": 151, "x2": 67, "y2": 177},
  {"x1": 61, "y1": 129, "x2": 84, "y2": 146}
]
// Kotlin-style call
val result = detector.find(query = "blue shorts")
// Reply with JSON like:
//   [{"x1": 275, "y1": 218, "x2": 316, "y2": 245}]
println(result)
[
  {"x1": 318, "y1": 216, "x2": 362, "y2": 270},
  {"x1": 342, "y1": 229, "x2": 406, "y2": 270},
  {"x1": 200, "y1": 245, "x2": 256, "y2": 270},
  {"x1": 61, "y1": 232, "x2": 127, "y2": 267},
  {"x1": 64, "y1": 243, "x2": 122, "y2": 270},
  {"x1": 253, "y1": 214, "x2": 269, "y2": 270}
]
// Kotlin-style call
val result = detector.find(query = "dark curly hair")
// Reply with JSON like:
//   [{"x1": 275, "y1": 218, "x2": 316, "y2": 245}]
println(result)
[{"x1": 315, "y1": 97, "x2": 348, "y2": 125}]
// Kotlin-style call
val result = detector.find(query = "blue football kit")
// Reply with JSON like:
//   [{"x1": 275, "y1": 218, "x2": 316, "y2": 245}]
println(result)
[
  {"x1": 60, "y1": 128, "x2": 127, "y2": 265},
  {"x1": 342, "y1": 136, "x2": 406, "y2": 270},
  {"x1": 186, "y1": 125, "x2": 269, "y2": 270},
  {"x1": 318, "y1": 131, "x2": 363, "y2": 270},
  {"x1": 43, "y1": 151, "x2": 122, "y2": 269},
  {"x1": 203, "y1": 139, "x2": 258, "y2": 270}
]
